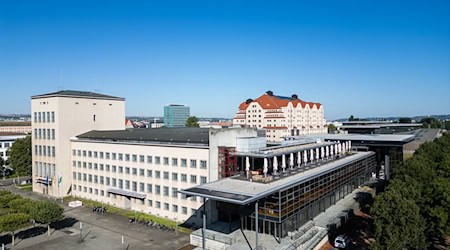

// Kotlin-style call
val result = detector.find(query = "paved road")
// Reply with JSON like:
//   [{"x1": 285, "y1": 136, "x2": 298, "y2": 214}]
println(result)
[
  {"x1": 0, "y1": 176, "x2": 31, "y2": 186},
  {"x1": 0, "y1": 186, "x2": 190, "y2": 250}
]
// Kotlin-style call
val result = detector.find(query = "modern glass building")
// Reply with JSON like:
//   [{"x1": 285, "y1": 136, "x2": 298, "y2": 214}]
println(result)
[{"x1": 164, "y1": 104, "x2": 190, "y2": 128}]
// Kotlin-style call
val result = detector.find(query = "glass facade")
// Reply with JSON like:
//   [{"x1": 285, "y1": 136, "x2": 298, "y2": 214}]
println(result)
[{"x1": 163, "y1": 105, "x2": 190, "y2": 127}]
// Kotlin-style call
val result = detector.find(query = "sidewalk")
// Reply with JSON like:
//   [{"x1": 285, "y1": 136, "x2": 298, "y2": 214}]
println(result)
[{"x1": 0, "y1": 186, "x2": 190, "y2": 249}]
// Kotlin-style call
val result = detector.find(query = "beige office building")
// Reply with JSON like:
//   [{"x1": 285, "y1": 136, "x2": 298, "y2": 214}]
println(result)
[
  {"x1": 31, "y1": 91, "x2": 125, "y2": 197},
  {"x1": 233, "y1": 91, "x2": 327, "y2": 142}
]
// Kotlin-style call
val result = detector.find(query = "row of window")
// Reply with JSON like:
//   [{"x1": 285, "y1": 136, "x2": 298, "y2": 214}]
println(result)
[
  {"x1": 0, "y1": 142, "x2": 11, "y2": 148},
  {"x1": 34, "y1": 111, "x2": 55, "y2": 123},
  {"x1": 34, "y1": 145, "x2": 56, "y2": 157},
  {"x1": 73, "y1": 171, "x2": 207, "y2": 186},
  {"x1": 34, "y1": 128, "x2": 56, "y2": 140},
  {"x1": 73, "y1": 184, "x2": 195, "y2": 215},
  {"x1": 72, "y1": 150, "x2": 207, "y2": 169},
  {"x1": 34, "y1": 161, "x2": 56, "y2": 177}
]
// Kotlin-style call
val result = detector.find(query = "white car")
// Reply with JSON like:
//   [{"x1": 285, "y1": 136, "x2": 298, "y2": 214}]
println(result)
[{"x1": 334, "y1": 235, "x2": 350, "y2": 249}]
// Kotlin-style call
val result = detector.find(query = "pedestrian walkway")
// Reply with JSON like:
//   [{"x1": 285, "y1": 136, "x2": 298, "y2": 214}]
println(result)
[{"x1": 0, "y1": 186, "x2": 190, "y2": 249}]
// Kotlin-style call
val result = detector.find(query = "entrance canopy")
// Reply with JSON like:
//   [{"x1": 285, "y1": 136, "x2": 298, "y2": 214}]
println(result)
[{"x1": 107, "y1": 188, "x2": 146, "y2": 199}]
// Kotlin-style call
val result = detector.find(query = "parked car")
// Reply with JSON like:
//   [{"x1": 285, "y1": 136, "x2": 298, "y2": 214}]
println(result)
[{"x1": 334, "y1": 234, "x2": 351, "y2": 249}]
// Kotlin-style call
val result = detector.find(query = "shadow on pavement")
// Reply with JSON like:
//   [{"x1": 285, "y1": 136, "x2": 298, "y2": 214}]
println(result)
[{"x1": 51, "y1": 217, "x2": 79, "y2": 230}]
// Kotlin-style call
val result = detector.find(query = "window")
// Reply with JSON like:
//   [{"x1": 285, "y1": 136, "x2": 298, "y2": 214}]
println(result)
[
  {"x1": 148, "y1": 200, "x2": 153, "y2": 207},
  {"x1": 156, "y1": 201, "x2": 161, "y2": 209},
  {"x1": 182, "y1": 207, "x2": 187, "y2": 214},
  {"x1": 190, "y1": 160, "x2": 197, "y2": 168},
  {"x1": 94, "y1": 151, "x2": 98, "y2": 158},
  {"x1": 125, "y1": 154, "x2": 130, "y2": 161},
  {"x1": 125, "y1": 180, "x2": 130, "y2": 190},
  {"x1": 200, "y1": 160, "x2": 207, "y2": 169},
  {"x1": 83, "y1": 174, "x2": 87, "y2": 181},
  {"x1": 118, "y1": 166, "x2": 123, "y2": 173},
  {"x1": 139, "y1": 155, "x2": 145, "y2": 163},
  {"x1": 52, "y1": 129, "x2": 55, "y2": 140},
  {"x1": 112, "y1": 178, "x2": 117, "y2": 187},
  {"x1": 139, "y1": 169, "x2": 144, "y2": 176},
  {"x1": 155, "y1": 171, "x2": 160, "y2": 179},
  {"x1": 100, "y1": 164, "x2": 104, "y2": 171},
  {"x1": 164, "y1": 203, "x2": 169, "y2": 210},
  {"x1": 172, "y1": 205, "x2": 178, "y2": 213},
  {"x1": 118, "y1": 179, "x2": 123, "y2": 188},
  {"x1": 172, "y1": 158, "x2": 178, "y2": 166},
  {"x1": 112, "y1": 153, "x2": 117, "y2": 160},
  {"x1": 94, "y1": 175, "x2": 98, "y2": 183},
  {"x1": 118, "y1": 153, "x2": 123, "y2": 161},
  {"x1": 147, "y1": 170, "x2": 152, "y2": 177},
  {"x1": 101, "y1": 176, "x2": 105, "y2": 185},
  {"x1": 181, "y1": 159, "x2": 187, "y2": 167},
  {"x1": 132, "y1": 154, "x2": 137, "y2": 162},
  {"x1": 88, "y1": 163, "x2": 92, "y2": 169},
  {"x1": 106, "y1": 152, "x2": 110, "y2": 159},
  {"x1": 163, "y1": 171, "x2": 169, "y2": 180},
  {"x1": 88, "y1": 174, "x2": 92, "y2": 182},
  {"x1": 83, "y1": 150, "x2": 87, "y2": 157},
  {"x1": 112, "y1": 165, "x2": 117, "y2": 172},
  {"x1": 72, "y1": 172, "x2": 76, "y2": 179},
  {"x1": 132, "y1": 168, "x2": 137, "y2": 175},
  {"x1": 88, "y1": 151, "x2": 92, "y2": 157},
  {"x1": 155, "y1": 185, "x2": 160, "y2": 195},
  {"x1": 94, "y1": 163, "x2": 98, "y2": 170},
  {"x1": 200, "y1": 176, "x2": 207, "y2": 184},
  {"x1": 147, "y1": 184, "x2": 152, "y2": 193},
  {"x1": 51, "y1": 111, "x2": 55, "y2": 122},
  {"x1": 99, "y1": 152, "x2": 104, "y2": 159},
  {"x1": 155, "y1": 157, "x2": 160, "y2": 164},
  {"x1": 172, "y1": 173, "x2": 178, "y2": 181},
  {"x1": 163, "y1": 186, "x2": 169, "y2": 196},
  {"x1": 34, "y1": 112, "x2": 37, "y2": 123},
  {"x1": 172, "y1": 188, "x2": 178, "y2": 198},
  {"x1": 77, "y1": 150, "x2": 81, "y2": 156},
  {"x1": 147, "y1": 156, "x2": 152, "y2": 163},
  {"x1": 132, "y1": 181, "x2": 137, "y2": 192},
  {"x1": 181, "y1": 174, "x2": 187, "y2": 182},
  {"x1": 38, "y1": 112, "x2": 41, "y2": 122},
  {"x1": 106, "y1": 165, "x2": 110, "y2": 171},
  {"x1": 163, "y1": 157, "x2": 169, "y2": 165},
  {"x1": 190, "y1": 175, "x2": 197, "y2": 184}
]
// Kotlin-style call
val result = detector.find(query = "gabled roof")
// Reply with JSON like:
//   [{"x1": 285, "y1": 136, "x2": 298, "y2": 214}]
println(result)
[
  {"x1": 31, "y1": 90, "x2": 125, "y2": 101},
  {"x1": 238, "y1": 92, "x2": 321, "y2": 111}
]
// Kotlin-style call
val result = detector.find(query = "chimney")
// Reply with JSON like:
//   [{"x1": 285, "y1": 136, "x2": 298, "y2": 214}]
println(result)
[
  {"x1": 245, "y1": 98, "x2": 253, "y2": 104},
  {"x1": 291, "y1": 94, "x2": 298, "y2": 100},
  {"x1": 266, "y1": 90, "x2": 273, "y2": 96}
]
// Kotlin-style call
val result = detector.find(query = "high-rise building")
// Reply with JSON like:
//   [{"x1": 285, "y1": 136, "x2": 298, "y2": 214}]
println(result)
[
  {"x1": 31, "y1": 90, "x2": 125, "y2": 197},
  {"x1": 164, "y1": 104, "x2": 190, "y2": 128},
  {"x1": 233, "y1": 91, "x2": 327, "y2": 142}
]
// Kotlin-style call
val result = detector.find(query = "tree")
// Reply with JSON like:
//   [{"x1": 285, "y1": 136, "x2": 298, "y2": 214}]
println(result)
[
  {"x1": 371, "y1": 190, "x2": 427, "y2": 249},
  {"x1": 348, "y1": 115, "x2": 360, "y2": 121},
  {"x1": 327, "y1": 124, "x2": 337, "y2": 134},
  {"x1": 398, "y1": 117, "x2": 412, "y2": 123},
  {"x1": 7, "y1": 136, "x2": 31, "y2": 176},
  {"x1": 0, "y1": 213, "x2": 30, "y2": 246},
  {"x1": 185, "y1": 116, "x2": 199, "y2": 127},
  {"x1": 0, "y1": 156, "x2": 4, "y2": 178},
  {"x1": 32, "y1": 201, "x2": 64, "y2": 236}
]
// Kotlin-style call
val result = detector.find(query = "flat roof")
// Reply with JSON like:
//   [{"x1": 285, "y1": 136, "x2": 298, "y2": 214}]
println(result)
[
  {"x1": 340, "y1": 124, "x2": 422, "y2": 129},
  {"x1": 234, "y1": 141, "x2": 338, "y2": 158},
  {"x1": 179, "y1": 151, "x2": 374, "y2": 205},
  {"x1": 288, "y1": 133, "x2": 415, "y2": 143},
  {"x1": 76, "y1": 127, "x2": 210, "y2": 145},
  {"x1": 31, "y1": 90, "x2": 125, "y2": 101},
  {"x1": 107, "y1": 188, "x2": 146, "y2": 199}
]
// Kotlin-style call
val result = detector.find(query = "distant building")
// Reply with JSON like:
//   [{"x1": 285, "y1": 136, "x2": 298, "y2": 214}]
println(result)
[
  {"x1": 0, "y1": 133, "x2": 27, "y2": 165},
  {"x1": 0, "y1": 121, "x2": 32, "y2": 134},
  {"x1": 164, "y1": 104, "x2": 190, "y2": 128},
  {"x1": 233, "y1": 91, "x2": 327, "y2": 142}
]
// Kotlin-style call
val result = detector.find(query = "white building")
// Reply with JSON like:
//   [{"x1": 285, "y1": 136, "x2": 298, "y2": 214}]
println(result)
[
  {"x1": 233, "y1": 91, "x2": 327, "y2": 142},
  {"x1": 31, "y1": 90, "x2": 259, "y2": 224},
  {"x1": 31, "y1": 90, "x2": 125, "y2": 196}
]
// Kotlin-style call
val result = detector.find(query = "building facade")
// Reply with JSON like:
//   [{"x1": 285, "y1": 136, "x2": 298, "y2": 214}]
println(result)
[
  {"x1": 0, "y1": 122, "x2": 32, "y2": 134},
  {"x1": 233, "y1": 91, "x2": 327, "y2": 142},
  {"x1": 69, "y1": 127, "x2": 258, "y2": 223},
  {"x1": 31, "y1": 90, "x2": 125, "y2": 197},
  {"x1": 164, "y1": 104, "x2": 190, "y2": 128}
]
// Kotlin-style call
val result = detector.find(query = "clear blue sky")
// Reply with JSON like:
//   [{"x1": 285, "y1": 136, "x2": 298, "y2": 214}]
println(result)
[{"x1": 1, "y1": 1, "x2": 449, "y2": 120}]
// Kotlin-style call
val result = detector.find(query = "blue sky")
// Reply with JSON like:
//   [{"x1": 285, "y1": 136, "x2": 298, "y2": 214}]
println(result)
[{"x1": 1, "y1": 1, "x2": 449, "y2": 120}]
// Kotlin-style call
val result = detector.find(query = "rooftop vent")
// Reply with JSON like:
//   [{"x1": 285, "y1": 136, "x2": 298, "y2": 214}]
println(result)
[
  {"x1": 291, "y1": 94, "x2": 298, "y2": 100},
  {"x1": 266, "y1": 90, "x2": 273, "y2": 96},
  {"x1": 245, "y1": 98, "x2": 253, "y2": 104}
]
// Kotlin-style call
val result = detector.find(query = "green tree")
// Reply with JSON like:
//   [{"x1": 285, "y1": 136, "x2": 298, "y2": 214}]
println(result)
[
  {"x1": 8, "y1": 198, "x2": 35, "y2": 214},
  {"x1": 185, "y1": 116, "x2": 199, "y2": 127},
  {"x1": 0, "y1": 213, "x2": 30, "y2": 246},
  {"x1": 6, "y1": 136, "x2": 31, "y2": 176},
  {"x1": 0, "y1": 193, "x2": 21, "y2": 209},
  {"x1": 371, "y1": 190, "x2": 427, "y2": 249},
  {"x1": 32, "y1": 201, "x2": 64, "y2": 236},
  {"x1": 327, "y1": 124, "x2": 337, "y2": 133},
  {"x1": 0, "y1": 156, "x2": 5, "y2": 179}
]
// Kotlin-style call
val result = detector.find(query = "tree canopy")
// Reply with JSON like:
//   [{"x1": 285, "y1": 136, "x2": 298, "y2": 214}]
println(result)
[
  {"x1": 185, "y1": 116, "x2": 200, "y2": 127},
  {"x1": 7, "y1": 136, "x2": 32, "y2": 175},
  {"x1": 371, "y1": 132, "x2": 450, "y2": 248},
  {"x1": 327, "y1": 124, "x2": 337, "y2": 133}
]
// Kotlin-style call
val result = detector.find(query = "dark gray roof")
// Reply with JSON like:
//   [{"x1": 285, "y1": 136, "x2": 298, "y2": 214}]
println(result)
[
  {"x1": 31, "y1": 90, "x2": 124, "y2": 100},
  {"x1": 76, "y1": 127, "x2": 210, "y2": 145}
]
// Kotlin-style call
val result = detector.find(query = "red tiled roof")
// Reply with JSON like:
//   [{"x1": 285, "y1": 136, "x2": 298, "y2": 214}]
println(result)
[{"x1": 238, "y1": 93, "x2": 321, "y2": 110}]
